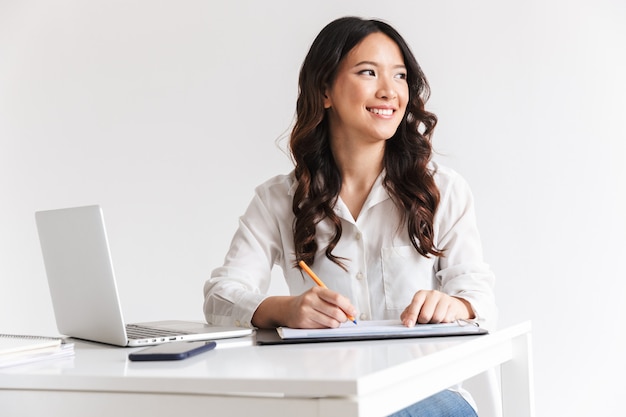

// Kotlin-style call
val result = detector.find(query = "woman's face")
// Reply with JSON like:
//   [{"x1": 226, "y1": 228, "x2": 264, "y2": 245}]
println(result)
[{"x1": 323, "y1": 32, "x2": 409, "y2": 146}]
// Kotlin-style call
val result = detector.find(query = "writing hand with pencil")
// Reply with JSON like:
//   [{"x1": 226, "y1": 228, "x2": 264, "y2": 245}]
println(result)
[
  {"x1": 250, "y1": 261, "x2": 358, "y2": 329},
  {"x1": 296, "y1": 260, "x2": 357, "y2": 327}
]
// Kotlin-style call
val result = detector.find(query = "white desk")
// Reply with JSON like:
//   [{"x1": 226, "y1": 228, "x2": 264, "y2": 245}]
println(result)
[{"x1": 1, "y1": 321, "x2": 534, "y2": 417}]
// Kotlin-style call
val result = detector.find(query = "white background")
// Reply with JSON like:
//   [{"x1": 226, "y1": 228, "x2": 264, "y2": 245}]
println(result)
[{"x1": 1, "y1": 1, "x2": 624, "y2": 415}]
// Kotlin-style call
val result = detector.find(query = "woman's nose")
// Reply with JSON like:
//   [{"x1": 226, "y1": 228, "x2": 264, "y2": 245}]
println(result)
[{"x1": 376, "y1": 79, "x2": 397, "y2": 100}]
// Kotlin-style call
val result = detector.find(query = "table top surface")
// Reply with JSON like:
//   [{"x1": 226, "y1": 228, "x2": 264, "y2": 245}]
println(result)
[{"x1": 0, "y1": 322, "x2": 530, "y2": 398}]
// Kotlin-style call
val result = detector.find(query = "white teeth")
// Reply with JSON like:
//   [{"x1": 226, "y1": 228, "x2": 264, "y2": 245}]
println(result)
[{"x1": 369, "y1": 108, "x2": 393, "y2": 116}]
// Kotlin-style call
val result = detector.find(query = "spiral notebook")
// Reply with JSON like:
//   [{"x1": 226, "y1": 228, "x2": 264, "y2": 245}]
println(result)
[
  {"x1": 0, "y1": 334, "x2": 62, "y2": 356},
  {"x1": 0, "y1": 334, "x2": 74, "y2": 368}
]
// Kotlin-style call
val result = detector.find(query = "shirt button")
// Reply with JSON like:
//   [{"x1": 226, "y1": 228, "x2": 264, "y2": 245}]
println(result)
[
  {"x1": 359, "y1": 313, "x2": 368, "y2": 321},
  {"x1": 356, "y1": 272, "x2": 364, "y2": 280},
  {"x1": 355, "y1": 232, "x2": 362, "y2": 241}
]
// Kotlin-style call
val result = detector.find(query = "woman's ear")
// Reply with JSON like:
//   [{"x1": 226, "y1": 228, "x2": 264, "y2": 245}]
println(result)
[{"x1": 323, "y1": 86, "x2": 332, "y2": 109}]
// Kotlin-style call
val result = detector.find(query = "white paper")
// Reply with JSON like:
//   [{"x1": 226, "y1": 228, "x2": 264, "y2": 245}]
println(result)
[{"x1": 277, "y1": 319, "x2": 481, "y2": 339}]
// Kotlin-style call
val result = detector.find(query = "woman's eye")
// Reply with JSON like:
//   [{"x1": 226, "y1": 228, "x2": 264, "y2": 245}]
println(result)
[
  {"x1": 395, "y1": 73, "x2": 407, "y2": 80},
  {"x1": 359, "y1": 69, "x2": 376, "y2": 76}
]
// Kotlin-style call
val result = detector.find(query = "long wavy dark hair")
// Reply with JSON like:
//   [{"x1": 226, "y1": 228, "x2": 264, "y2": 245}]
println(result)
[{"x1": 291, "y1": 16, "x2": 442, "y2": 269}]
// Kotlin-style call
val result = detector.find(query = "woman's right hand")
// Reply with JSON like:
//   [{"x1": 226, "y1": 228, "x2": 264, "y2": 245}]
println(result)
[{"x1": 252, "y1": 286, "x2": 356, "y2": 329}]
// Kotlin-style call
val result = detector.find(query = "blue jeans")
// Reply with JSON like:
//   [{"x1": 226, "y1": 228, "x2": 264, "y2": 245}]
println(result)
[{"x1": 388, "y1": 390, "x2": 478, "y2": 417}]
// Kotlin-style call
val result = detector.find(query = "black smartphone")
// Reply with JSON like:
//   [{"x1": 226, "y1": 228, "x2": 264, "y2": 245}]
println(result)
[{"x1": 128, "y1": 340, "x2": 217, "y2": 361}]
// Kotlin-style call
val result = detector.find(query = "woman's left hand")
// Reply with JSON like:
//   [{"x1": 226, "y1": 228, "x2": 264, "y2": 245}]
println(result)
[{"x1": 400, "y1": 289, "x2": 474, "y2": 327}]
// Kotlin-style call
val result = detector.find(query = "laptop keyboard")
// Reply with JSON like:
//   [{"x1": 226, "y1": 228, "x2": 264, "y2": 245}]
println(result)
[{"x1": 126, "y1": 324, "x2": 189, "y2": 340}]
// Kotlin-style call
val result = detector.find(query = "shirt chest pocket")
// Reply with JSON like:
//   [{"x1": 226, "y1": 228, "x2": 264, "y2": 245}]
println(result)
[{"x1": 381, "y1": 246, "x2": 438, "y2": 310}]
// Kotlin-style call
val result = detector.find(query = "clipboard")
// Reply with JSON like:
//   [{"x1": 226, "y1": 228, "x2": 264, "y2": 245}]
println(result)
[{"x1": 255, "y1": 319, "x2": 487, "y2": 345}]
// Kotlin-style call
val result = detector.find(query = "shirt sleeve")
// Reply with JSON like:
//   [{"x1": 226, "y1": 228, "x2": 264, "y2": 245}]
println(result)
[
  {"x1": 203, "y1": 183, "x2": 285, "y2": 328},
  {"x1": 434, "y1": 170, "x2": 498, "y2": 329}
]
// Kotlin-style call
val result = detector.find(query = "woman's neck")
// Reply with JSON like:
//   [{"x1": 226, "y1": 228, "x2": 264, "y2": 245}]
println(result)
[{"x1": 332, "y1": 141, "x2": 385, "y2": 220}]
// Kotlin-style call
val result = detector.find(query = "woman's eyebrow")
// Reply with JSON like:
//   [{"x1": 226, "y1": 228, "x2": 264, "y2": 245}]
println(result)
[{"x1": 353, "y1": 60, "x2": 406, "y2": 70}]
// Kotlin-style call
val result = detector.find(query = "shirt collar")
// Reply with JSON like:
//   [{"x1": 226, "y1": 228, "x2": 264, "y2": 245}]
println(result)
[{"x1": 288, "y1": 170, "x2": 391, "y2": 219}]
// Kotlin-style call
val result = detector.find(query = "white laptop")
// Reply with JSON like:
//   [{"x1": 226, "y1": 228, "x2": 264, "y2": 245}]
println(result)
[{"x1": 35, "y1": 205, "x2": 253, "y2": 347}]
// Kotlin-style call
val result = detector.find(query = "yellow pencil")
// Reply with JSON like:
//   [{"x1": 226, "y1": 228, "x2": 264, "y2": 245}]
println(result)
[{"x1": 298, "y1": 260, "x2": 357, "y2": 324}]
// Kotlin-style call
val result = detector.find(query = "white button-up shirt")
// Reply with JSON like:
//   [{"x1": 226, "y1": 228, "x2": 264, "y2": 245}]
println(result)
[{"x1": 204, "y1": 162, "x2": 496, "y2": 330}]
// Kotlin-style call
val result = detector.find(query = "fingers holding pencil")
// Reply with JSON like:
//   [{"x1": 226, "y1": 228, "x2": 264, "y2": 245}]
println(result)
[
  {"x1": 298, "y1": 260, "x2": 358, "y2": 325},
  {"x1": 284, "y1": 287, "x2": 353, "y2": 329}
]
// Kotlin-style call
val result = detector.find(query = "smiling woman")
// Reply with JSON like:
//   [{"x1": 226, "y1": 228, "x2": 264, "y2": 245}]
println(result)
[
  {"x1": 323, "y1": 32, "x2": 410, "y2": 221},
  {"x1": 203, "y1": 16, "x2": 495, "y2": 417},
  {"x1": 323, "y1": 32, "x2": 409, "y2": 147}
]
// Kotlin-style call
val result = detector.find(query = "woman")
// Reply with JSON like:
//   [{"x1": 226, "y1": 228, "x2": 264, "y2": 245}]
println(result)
[{"x1": 204, "y1": 16, "x2": 496, "y2": 416}]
